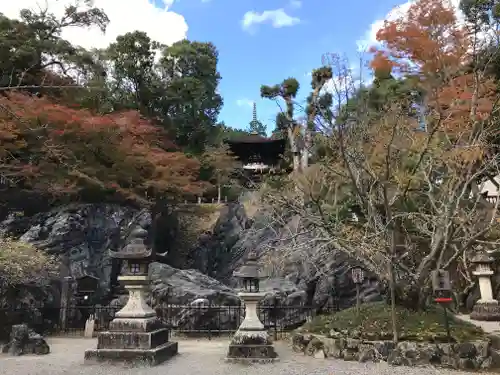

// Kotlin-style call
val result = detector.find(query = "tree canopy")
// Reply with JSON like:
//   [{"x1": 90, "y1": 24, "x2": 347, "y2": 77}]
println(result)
[{"x1": 0, "y1": 2, "x2": 248, "y2": 210}]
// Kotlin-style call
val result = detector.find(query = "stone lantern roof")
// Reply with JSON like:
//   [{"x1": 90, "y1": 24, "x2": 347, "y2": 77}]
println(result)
[
  {"x1": 471, "y1": 251, "x2": 494, "y2": 264},
  {"x1": 110, "y1": 228, "x2": 152, "y2": 261},
  {"x1": 233, "y1": 251, "x2": 262, "y2": 279}
]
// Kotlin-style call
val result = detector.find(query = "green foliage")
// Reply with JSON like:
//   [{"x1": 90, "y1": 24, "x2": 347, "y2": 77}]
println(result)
[
  {"x1": 158, "y1": 40, "x2": 223, "y2": 154},
  {"x1": 248, "y1": 119, "x2": 266, "y2": 136},
  {"x1": 0, "y1": 5, "x2": 108, "y2": 89},
  {"x1": 261, "y1": 78, "x2": 300, "y2": 101},
  {"x1": 273, "y1": 112, "x2": 288, "y2": 136},
  {"x1": 301, "y1": 302, "x2": 485, "y2": 342},
  {"x1": 460, "y1": 0, "x2": 500, "y2": 26}
]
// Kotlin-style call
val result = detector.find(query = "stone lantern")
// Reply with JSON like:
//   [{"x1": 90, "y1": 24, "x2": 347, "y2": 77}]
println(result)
[
  {"x1": 470, "y1": 249, "x2": 500, "y2": 321},
  {"x1": 84, "y1": 228, "x2": 178, "y2": 365},
  {"x1": 226, "y1": 251, "x2": 278, "y2": 363}
]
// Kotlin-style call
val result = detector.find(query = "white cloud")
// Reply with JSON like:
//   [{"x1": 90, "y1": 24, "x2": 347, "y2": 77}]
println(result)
[
  {"x1": 289, "y1": 0, "x2": 302, "y2": 9},
  {"x1": 357, "y1": 0, "x2": 462, "y2": 51},
  {"x1": 241, "y1": 8, "x2": 300, "y2": 32},
  {"x1": 0, "y1": 0, "x2": 188, "y2": 51},
  {"x1": 236, "y1": 99, "x2": 253, "y2": 108}
]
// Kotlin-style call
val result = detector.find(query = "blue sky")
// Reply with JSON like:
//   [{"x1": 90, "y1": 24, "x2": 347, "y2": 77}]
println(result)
[{"x1": 166, "y1": 0, "x2": 404, "y2": 134}]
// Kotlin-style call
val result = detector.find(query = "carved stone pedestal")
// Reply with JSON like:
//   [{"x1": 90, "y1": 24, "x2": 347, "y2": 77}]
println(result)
[
  {"x1": 84, "y1": 275, "x2": 178, "y2": 366},
  {"x1": 471, "y1": 302, "x2": 500, "y2": 321},
  {"x1": 226, "y1": 292, "x2": 278, "y2": 363}
]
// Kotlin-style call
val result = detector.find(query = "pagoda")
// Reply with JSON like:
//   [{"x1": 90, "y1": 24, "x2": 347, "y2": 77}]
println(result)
[{"x1": 226, "y1": 104, "x2": 287, "y2": 186}]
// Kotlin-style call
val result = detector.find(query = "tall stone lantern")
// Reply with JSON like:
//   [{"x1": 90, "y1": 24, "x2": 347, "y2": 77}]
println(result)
[
  {"x1": 470, "y1": 249, "x2": 500, "y2": 321},
  {"x1": 84, "y1": 228, "x2": 178, "y2": 365},
  {"x1": 226, "y1": 252, "x2": 278, "y2": 363}
]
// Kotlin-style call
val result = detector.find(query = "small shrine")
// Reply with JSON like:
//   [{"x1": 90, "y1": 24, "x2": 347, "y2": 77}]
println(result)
[
  {"x1": 75, "y1": 274, "x2": 99, "y2": 305},
  {"x1": 470, "y1": 249, "x2": 500, "y2": 321},
  {"x1": 226, "y1": 252, "x2": 278, "y2": 363},
  {"x1": 84, "y1": 228, "x2": 178, "y2": 366}
]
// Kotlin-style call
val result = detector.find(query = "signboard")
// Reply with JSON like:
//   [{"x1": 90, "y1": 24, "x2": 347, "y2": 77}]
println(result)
[
  {"x1": 351, "y1": 268, "x2": 364, "y2": 284},
  {"x1": 431, "y1": 269, "x2": 451, "y2": 292}
]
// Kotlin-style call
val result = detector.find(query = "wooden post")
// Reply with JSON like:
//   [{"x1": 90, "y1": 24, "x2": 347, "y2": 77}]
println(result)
[
  {"x1": 356, "y1": 283, "x2": 360, "y2": 317},
  {"x1": 59, "y1": 256, "x2": 72, "y2": 331}
]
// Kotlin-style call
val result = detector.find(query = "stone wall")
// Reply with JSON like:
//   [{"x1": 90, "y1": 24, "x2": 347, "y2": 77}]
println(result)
[{"x1": 291, "y1": 332, "x2": 500, "y2": 370}]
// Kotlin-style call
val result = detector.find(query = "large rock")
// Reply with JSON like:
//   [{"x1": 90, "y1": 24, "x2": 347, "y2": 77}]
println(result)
[
  {"x1": 187, "y1": 200, "x2": 383, "y2": 312},
  {"x1": 187, "y1": 203, "x2": 250, "y2": 278},
  {"x1": 1, "y1": 324, "x2": 50, "y2": 355},
  {"x1": 0, "y1": 204, "x2": 152, "y2": 299},
  {"x1": 0, "y1": 204, "x2": 173, "y2": 339},
  {"x1": 108, "y1": 263, "x2": 311, "y2": 332},
  {"x1": 149, "y1": 262, "x2": 240, "y2": 306},
  {"x1": 108, "y1": 263, "x2": 241, "y2": 332}
]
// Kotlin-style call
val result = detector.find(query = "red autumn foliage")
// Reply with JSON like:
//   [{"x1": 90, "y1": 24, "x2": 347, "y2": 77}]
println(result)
[
  {"x1": 370, "y1": 0, "x2": 468, "y2": 77},
  {"x1": 0, "y1": 92, "x2": 207, "y2": 204},
  {"x1": 370, "y1": 0, "x2": 497, "y2": 139}
]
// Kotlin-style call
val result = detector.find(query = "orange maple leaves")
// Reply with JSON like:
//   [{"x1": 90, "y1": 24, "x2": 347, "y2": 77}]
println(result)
[
  {"x1": 365, "y1": 0, "x2": 499, "y2": 179},
  {"x1": 0, "y1": 92, "x2": 205, "y2": 201},
  {"x1": 370, "y1": 0, "x2": 496, "y2": 139},
  {"x1": 370, "y1": 0, "x2": 469, "y2": 78}
]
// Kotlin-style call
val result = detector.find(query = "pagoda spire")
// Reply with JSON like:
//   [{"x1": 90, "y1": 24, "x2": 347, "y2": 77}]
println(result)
[
  {"x1": 248, "y1": 102, "x2": 266, "y2": 136},
  {"x1": 252, "y1": 101, "x2": 257, "y2": 125}
]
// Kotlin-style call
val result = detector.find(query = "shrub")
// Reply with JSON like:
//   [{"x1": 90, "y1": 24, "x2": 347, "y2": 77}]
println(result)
[{"x1": 0, "y1": 237, "x2": 58, "y2": 286}]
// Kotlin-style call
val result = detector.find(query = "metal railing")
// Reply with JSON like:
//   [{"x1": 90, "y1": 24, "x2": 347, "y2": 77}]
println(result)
[{"x1": 0, "y1": 302, "x2": 339, "y2": 341}]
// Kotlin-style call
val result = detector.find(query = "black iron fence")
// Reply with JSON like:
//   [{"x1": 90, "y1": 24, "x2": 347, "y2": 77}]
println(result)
[{"x1": 0, "y1": 302, "x2": 339, "y2": 341}]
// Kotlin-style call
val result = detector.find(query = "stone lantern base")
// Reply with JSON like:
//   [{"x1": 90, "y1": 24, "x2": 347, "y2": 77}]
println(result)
[
  {"x1": 226, "y1": 331, "x2": 278, "y2": 363},
  {"x1": 471, "y1": 301, "x2": 500, "y2": 321},
  {"x1": 225, "y1": 292, "x2": 278, "y2": 364},
  {"x1": 84, "y1": 317, "x2": 178, "y2": 366},
  {"x1": 84, "y1": 275, "x2": 178, "y2": 366}
]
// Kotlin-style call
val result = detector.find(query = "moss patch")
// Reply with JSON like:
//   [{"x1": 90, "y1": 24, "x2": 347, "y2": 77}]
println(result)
[{"x1": 300, "y1": 302, "x2": 486, "y2": 343}]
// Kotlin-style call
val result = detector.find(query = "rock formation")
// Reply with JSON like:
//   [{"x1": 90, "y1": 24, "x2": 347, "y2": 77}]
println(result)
[
  {"x1": 188, "y1": 202, "x2": 383, "y2": 311},
  {"x1": 2, "y1": 324, "x2": 50, "y2": 355},
  {"x1": 0, "y1": 199, "x2": 383, "y2": 334}
]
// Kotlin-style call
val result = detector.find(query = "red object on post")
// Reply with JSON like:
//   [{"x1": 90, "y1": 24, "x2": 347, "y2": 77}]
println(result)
[{"x1": 435, "y1": 297, "x2": 452, "y2": 303}]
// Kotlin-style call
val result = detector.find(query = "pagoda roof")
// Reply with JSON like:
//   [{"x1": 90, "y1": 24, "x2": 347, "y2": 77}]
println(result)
[{"x1": 226, "y1": 133, "x2": 285, "y2": 144}]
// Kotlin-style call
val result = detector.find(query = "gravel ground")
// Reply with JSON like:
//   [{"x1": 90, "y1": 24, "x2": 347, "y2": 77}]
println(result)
[{"x1": 0, "y1": 337, "x2": 489, "y2": 375}]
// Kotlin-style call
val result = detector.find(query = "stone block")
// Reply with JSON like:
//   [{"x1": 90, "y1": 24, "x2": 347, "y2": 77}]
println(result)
[
  {"x1": 97, "y1": 329, "x2": 169, "y2": 350},
  {"x1": 471, "y1": 303, "x2": 500, "y2": 321},
  {"x1": 226, "y1": 344, "x2": 278, "y2": 363},
  {"x1": 84, "y1": 341, "x2": 178, "y2": 366},
  {"x1": 109, "y1": 317, "x2": 162, "y2": 332},
  {"x1": 289, "y1": 332, "x2": 500, "y2": 370}
]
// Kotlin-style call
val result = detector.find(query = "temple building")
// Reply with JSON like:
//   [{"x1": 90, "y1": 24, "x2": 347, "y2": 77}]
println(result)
[{"x1": 225, "y1": 104, "x2": 287, "y2": 186}]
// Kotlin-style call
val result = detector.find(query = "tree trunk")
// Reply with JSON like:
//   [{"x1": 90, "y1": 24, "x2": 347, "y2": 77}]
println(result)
[
  {"x1": 383, "y1": 183, "x2": 399, "y2": 343},
  {"x1": 301, "y1": 129, "x2": 310, "y2": 170},
  {"x1": 287, "y1": 126, "x2": 300, "y2": 172},
  {"x1": 217, "y1": 183, "x2": 221, "y2": 204},
  {"x1": 388, "y1": 233, "x2": 399, "y2": 343}
]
